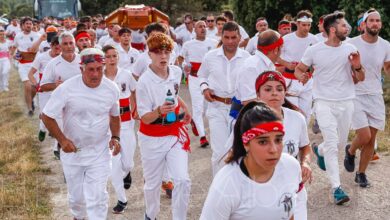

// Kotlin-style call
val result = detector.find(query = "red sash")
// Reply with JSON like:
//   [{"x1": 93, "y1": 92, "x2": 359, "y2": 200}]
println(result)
[
  {"x1": 119, "y1": 97, "x2": 132, "y2": 122},
  {"x1": 0, "y1": 51, "x2": 9, "y2": 59},
  {"x1": 189, "y1": 62, "x2": 201, "y2": 77},
  {"x1": 139, "y1": 105, "x2": 191, "y2": 152},
  {"x1": 36, "y1": 72, "x2": 43, "y2": 92},
  {"x1": 131, "y1": 42, "x2": 145, "y2": 51}
]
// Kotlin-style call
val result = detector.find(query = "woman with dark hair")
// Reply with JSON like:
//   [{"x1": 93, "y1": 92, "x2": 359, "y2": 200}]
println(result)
[
  {"x1": 255, "y1": 70, "x2": 312, "y2": 220},
  {"x1": 200, "y1": 101, "x2": 301, "y2": 220}
]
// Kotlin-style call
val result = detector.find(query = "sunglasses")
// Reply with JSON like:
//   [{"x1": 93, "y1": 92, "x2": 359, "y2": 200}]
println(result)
[
  {"x1": 81, "y1": 54, "x2": 105, "y2": 64},
  {"x1": 207, "y1": 20, "x2": 214, "y2": 22}
]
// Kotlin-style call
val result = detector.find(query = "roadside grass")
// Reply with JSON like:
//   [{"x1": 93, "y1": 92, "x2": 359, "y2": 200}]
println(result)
[{"x1": 0, "y1": 68, "x2": 52, "y2": 219}]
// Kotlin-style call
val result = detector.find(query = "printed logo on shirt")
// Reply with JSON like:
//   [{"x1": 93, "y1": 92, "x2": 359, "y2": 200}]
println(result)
[
  {"x1": 207, "y1": 46, "x2": 211, "y2": 51},
  {"x1": 285, "y1": 140, "x2": 296, "y2": 156},
  {"x1": 121, "y1": 83, "x2": 126, "y2": 92},
  {"x1": 30, "y1": 37, "x2": 34, "y2": 42},
  {"x1": 174, "y1": 83, "x2": 179, "y2": 95},
  {"x1": 279, "y1": 193, "x2": 293, "y2": 219},
  {"x1": 130, "y1": 57, "x2": 134, "y2": 63}
]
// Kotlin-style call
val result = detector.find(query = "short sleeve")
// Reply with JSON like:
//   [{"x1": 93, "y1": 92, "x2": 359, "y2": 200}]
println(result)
[
  {"x1": 301, "y1": 46, "x2": 314, "y2": 67},
  {"x1": 128, "y1": 72, "x2": 137, "y2": 92},
  {"x1": 236, "y1": 66, "x2": 258, "y2": 101},
  {"x1": 136, "y1": 80, "x2": 153, "y2": 117},
  {"x1": 42, "y1": 84, "x2": 67, "y2": 119},
  {"x1": 298, "y1": 113, "x2": 310, "y2": 148},
  {"x1": 40, "y1": 59, "x2": 56, "y2": 85},
  {"x1": 31, "y1": 54, "x2": 41, "y2": 70},
  {"x1": 239, "y1": 25, "x2": 249, "y2": 39},
  {"x1": 384, "y1": 41, "x2": 390, "y2": 62},
  {"x1": 132, "y1": 53, "x2": 148, "y2": 77}
]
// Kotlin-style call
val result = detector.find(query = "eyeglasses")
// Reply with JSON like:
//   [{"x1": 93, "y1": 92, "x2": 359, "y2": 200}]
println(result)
[
  {"x1": 81, "y1": 54, "x2": 105, "y2": 64},
  {"x1": 207, "y1": 20, "x2": 214, "y2": 22}
]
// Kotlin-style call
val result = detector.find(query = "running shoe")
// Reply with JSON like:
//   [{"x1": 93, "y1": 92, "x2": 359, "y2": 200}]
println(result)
[
  {"x1": 200, "y1": 136, "x2": 209, "y2": 148},
  {"x1": 312, "y1": 143, "x2": 326, "y2": 171},
  {"x1": 371, "y1": 151, "x2": 380, "y2": 161},
  {"x1": 28, "y1": 110, "x2": 34, "y2": 117},
  {"x1": 161, "y1": 181, "x2": 174, "y2": 199},
  {"x1": 355, "y1": 172, "x2": 371, "y2": 188},
  {"x1": 333, "y1": 186, "x2": 350, "y2": 205},
  {"x1": 123, "y1": 172, "x2": 132, "y2": 190},
  {"x1": 112, "y1": 200, "x2": 127, "y2": 214},
  {"x1": 344, "y1": 144, "x2": 355, "y2": 172}
]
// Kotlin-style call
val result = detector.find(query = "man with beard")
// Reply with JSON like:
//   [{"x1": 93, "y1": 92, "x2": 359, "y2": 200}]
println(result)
[
  {"x1": 295, "y1": 11, "x2": 365, "y2": 205},
  {"x1": 245, "y1": 17, "x2": 269, "y2": 55},
  {"x1": 344, "y1": 9, "x2": 390, "y2": 187},
  {"x1": 176, "y1": 14, "x2": 195, "y2": 46},
  {"x1": 75, "y1": 31, "x2": 92, "y2": 52},
  {"x1": 205, "y1": 15, "x2": 217, "y2": 37},
  {"x1": 179, "y1": 21, "x2": 217, "y2": 148},
  {"x1": 278, "y1": 10, "x2": 318, "y2": 123},
  {"x1": 14, "y1": 17, "x2": 41, "y2": 116},
  {"x1": 198, "y1": 21, "x2": 250, "y2": 176}
]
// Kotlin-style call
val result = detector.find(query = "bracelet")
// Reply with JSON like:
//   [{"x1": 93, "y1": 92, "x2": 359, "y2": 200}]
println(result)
[
  {"x1": 354, "y1": 66, "x2": 362, "y2": 71},
  {"x1": 111, "y1": 136, "x2": 120, "y2": 142},
  {"x1": 157, "y1": 106, "x2": 162, "y2": 117}
]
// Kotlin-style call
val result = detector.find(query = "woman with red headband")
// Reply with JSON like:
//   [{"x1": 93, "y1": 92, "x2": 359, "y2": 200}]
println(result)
[
  {"x1": 255, "y1": 70, "x2": 312, "y2": 220},
  {"x1": 136, "y1": 32, "x2": 192, "y2": 220},
  {"x1": 200, "y1": 101, "x2": 301, "y2": 220}
]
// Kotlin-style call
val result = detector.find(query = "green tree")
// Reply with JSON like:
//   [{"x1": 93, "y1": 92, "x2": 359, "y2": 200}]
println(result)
[{"x1": 231, "y1": 0, "x2": 390, "y2": 40}]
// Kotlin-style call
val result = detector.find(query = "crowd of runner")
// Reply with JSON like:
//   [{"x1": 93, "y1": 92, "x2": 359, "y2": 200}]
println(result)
[{"x1": 0, "y1": 7, "x2": 389, "y2": 220}]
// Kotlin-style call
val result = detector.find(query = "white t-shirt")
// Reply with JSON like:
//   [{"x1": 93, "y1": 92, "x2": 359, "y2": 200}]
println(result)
[
  {"x1": 245, "y1": 33, "x2": 259, "y2": 55},
  {"x1": 98, "y1": 35, "x2": 110, "y2": 47},
  {"x1": 176, "y1": 28, "x2": 195, "y2": 44},
  {"x1": 282, "y1": 107, "x2": 309, "y2": 158},
  {"x1": 235, "y1": 51, "x2": 275, "y2": 101},
  {"x1": 0, "y1": 40, "x2": 11, "y2": 60},
  {"x1": 5, "y1": 24, "x2": 20, "y2": 38},
  {"x1": 281, "y1": 32, "x2": 318, "y2": 63},
  {"x1": 103, "y1": 38, "x2": 121, "y2": 49},
  {"x1": 117, "y1": 45, "x2": 140, "y2": 70},
  {"x1": 239, "y1": 25, "x2": 249, "y2": 40},
  {"x1": 200, "y1": 153, "x2": 301, "y2": 220},
  {"x1": 180, "y1": 38, "x2": 218, "y2": 63},
  {"x1": 43, "y1": 75, "x2": 120, "y2": 166},
  {"x1": 40, "y1": 54, "x2": 81, "y2": 85},
  {"x1": 348, "y1": 35, "x2": 390, "y2": 95},
  {"x1": 130, "y1": 29, "x2": 147, "y2": 44},
  {"x1": 136, "y1": 65, "x2": 182, "y2": 117},
  {"x1": 198, "y1": 47, "x2": 250, "y2": 97},
  {"x1": 315, "y1": 32, "x2": 327, "y2": 42},
  {"x1": 38, "y1": 41, "x2": 51, "y2": 53},
  {"x1": 14, "y1": 31, "x2": 40, "y2": 52},
  {"x1": 132, "y1": 49, "x2": 178, "y2": 77},
  {"x1": 206, "y1": 28, "x2": 217, "y2": 38},
  {"x1": 32, "y1": 50, "x2": 55, "y2": 80},
  {"x1": 301, "y1": 41, "x2": 357, "y2": 101}
]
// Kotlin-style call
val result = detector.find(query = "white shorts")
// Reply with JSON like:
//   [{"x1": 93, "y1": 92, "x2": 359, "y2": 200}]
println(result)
[
  {"x1": 18, "y1": 63, "x2": 33, "y2": 82},
  {"x1": 351, "y1": 94, "x2": 385, "y2": 131}
]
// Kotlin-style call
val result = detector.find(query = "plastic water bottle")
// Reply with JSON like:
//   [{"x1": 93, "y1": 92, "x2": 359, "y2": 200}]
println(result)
[{"x1": 165, "y1": 89, "x2": 176, "y2": 122}]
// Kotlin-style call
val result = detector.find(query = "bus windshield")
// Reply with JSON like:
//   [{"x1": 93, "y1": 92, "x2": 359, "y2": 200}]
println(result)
[{"x1": 37, "y1": 0, "x2": 78, "y2": 19}]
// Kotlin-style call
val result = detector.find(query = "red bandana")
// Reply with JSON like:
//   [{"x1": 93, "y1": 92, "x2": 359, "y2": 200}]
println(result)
[
  {"x1": 75, "y1": 32, "x2": 91, "y2": 42},
  {"x1": 278, "y1": 24, "x2": 291, "y2": 29},
  {"x1": 242, "y1": 122, "x2": 285, "y2": 144},
  {"x1": 257, "y1": 37, "x2": 284, "y2": 54},
  {"x1": 255, "y1": 71, "x2": 287, "y2": 92}
]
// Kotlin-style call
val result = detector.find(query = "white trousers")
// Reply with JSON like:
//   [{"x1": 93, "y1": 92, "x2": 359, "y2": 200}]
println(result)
[
  {"x1": 62, "y1": 159, "x2": 111, "y2": 220},
  {"x1": 188, "y1": 75, "x2": 206, "y2": 137},
  {"x1": 206, "y1": 102, "x2": 233, "y2": 176},
  {"x1": 295, "y1": 187, "x2": 308, "y2": 220},
  {"x1": 138, "y1": 134, "x2": 191, "y2": 220},
  {"x1": 18, "y1": 62, "x2": 32, "y2": 82},
  {"x1": 286, "y1": 78, "x2": 313, "y2": 123},
  {"x1": 314, "y1": 99, "x2": 354, "y2": 188},
  {"x1": 111, "y1": 121, "x2": 136, "y2": 203},
  {"x1": 0, "y1": 59, "x2": 10, "y2": 90},
  {"x1": 38, "y1": 92, "x2": 51, "y2": 132}
]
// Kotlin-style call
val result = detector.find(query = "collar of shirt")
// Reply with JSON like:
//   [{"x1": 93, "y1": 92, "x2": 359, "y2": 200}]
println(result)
[
  {"x1": 146, "y1": 66, "x2": 175, "y2": 84},
  {"x1": 255, "y1": 50, "x2": 274, "y2": 68},
  {"x1": 216, "y1": 46, "x2": 245, "y2": 60}
]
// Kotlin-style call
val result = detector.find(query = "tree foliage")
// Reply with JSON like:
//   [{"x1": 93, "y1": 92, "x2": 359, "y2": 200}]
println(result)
[
  {"x1": 230, "y1": 0, "x2": 390, "y2": 40},
  {"x1": 0, "y1": 0, "x2": 33, "y2": 17}
]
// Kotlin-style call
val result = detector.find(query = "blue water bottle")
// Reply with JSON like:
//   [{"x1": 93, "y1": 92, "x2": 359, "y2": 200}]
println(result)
[{"x1": 165, "y1": 89, "x2": 176, "y2": 122}]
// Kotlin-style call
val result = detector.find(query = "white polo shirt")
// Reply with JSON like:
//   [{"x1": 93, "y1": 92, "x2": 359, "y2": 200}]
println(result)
[
  {"x1": 348, "y1": 35, "x2": 390, "y2": 95},
  {"x1": 315, "y1": 32, "x2": 327, "y2": 42},
  {"x1": 206, "y1": 28, "x2": 217, "y2": 38},
  {"x1": 282, "y1": 107, "x2": 309, "y2": 158},
  {"x1": 180, "y1": 38, "x2": 218, "y2": 63},
  {"x1": 43, "y1": 75, "x2": 120, "y2": 166},
  {"x1": 117, "y1": 45, "x2": 140, "y2": 70},
  {"x1": 176, "y1": 28, "x2": 195, "y2": 44},
  {"x1": 103, "y1": 38, "x2": 121, "y2": 49},
  {"x1": 0, "y1": 40, "x2": 11, "y2": 60},
  {"x1": 245, "y1": 33, "x2": 259, "y2": 55},
  {"x1": 281, "y1": 32, "x2": 318, "y2": 63},
  {"x1": 235, "y1": 50, "x2": 275, "y2": 101},
  {"x1": 14, "y1": 31, "x2": 40, "y2": 52},
  {"x1": 198, "y1": 47, "x2": 250, "y2": 98},
  {"x1": 136, "y1": 65, "x2": 182, "y2": 118},
  {"x1": 301, "y1": 41, "x2": 358, "y2": 101},
  {"x1": 200, "y1": 153, "x2": 301, "y2": 220},
  {"x1": 40, "y1": 54, "x2": 81, "y2": 86}
]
